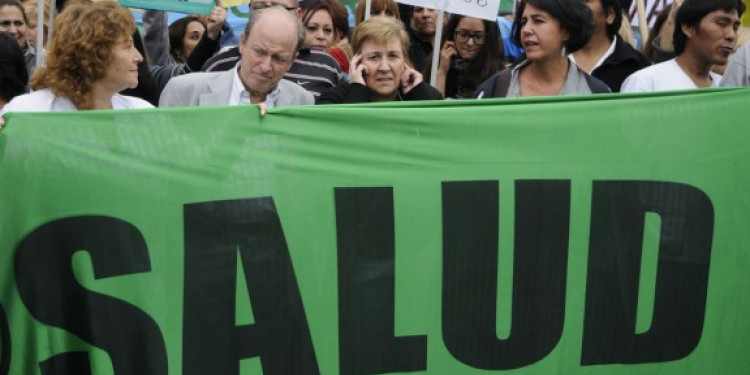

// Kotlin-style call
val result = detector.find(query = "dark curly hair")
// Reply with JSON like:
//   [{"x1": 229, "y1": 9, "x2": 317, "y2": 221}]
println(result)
[{"x1": 29, "y1": 1, "x2": 136, "y2": 109}]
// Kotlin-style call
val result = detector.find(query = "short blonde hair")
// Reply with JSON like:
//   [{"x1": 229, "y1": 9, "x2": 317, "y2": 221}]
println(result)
[
  {"x1": 30, "y1": 1, "x2": 135, "y2": 109},
  {"x1": 351, "y1": 16, "x2": 409, "y2": 57}
]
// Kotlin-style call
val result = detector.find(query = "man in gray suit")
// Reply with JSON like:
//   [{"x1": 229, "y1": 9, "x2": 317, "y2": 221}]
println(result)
[{"x1": 159, "y1": 6, "x2": 313, "y2": 111}]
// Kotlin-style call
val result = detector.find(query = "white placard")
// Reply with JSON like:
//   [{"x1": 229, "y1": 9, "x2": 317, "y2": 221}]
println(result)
[
  {"x1": 628, "y1": 0, "x2": 673, "y2": 28},
  {"x1": 396, "y1": 0, "x2": 501, "y2": 21}
]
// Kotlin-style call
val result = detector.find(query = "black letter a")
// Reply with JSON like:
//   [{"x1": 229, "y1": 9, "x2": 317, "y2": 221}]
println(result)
[{"x1": 183, "y1": 198, "x2": 319, "y2": 375}]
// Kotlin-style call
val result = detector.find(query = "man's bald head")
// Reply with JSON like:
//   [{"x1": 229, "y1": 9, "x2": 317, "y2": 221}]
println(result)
[{"x1": 243, "y1": 5, "x2": 304, "y2": 51}]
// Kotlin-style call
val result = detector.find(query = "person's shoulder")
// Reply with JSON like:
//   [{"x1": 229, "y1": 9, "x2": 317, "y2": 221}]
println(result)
[
  {"x1": 611, "y1": 37, "x2": 651, "y2": 68},
  {"x1": 278, "y1": 79, "x2": 315, "y2": 105},
  {"x1": 297, "y1": 48, "x2": 342, "y2": 71},
  {"x1": 709, "y1": 71, "x2": 723, "y2": 87},
  {"x1": 3, "y1": 89, "x2": 56, "y2": 112},
  {"x1": 167, "y1": 70, "x2": 232, "y2": 89},
  {"x1": 203, "y1": 47, "x2": 240, "y2": 72},
  {"x1": 473, "y1": 69, "x2": 507, "y2": 99},
  {"x1": 621, "y1": 60, "x2": 674, "y2": 92}
]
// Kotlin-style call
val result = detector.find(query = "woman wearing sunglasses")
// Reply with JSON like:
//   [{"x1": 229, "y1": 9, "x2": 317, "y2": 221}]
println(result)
[{"x1": 428, "y1": 14, "x2": 504, "y2": 98}]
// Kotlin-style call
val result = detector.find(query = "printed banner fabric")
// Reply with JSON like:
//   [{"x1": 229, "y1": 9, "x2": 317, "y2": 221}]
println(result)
[{"x1": 1, "y1": 89, "x2": 750, "y2": 375}]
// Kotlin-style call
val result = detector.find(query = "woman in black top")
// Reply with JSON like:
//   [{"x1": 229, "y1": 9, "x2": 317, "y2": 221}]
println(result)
[
  {"x1": 316, "y1": 16, "x2": 442, "y2": 104},
  {"x1": 428, "y1": 14, "x2": 504, "y2": 98}
]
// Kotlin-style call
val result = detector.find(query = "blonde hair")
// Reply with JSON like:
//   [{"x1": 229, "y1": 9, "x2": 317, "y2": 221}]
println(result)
[
  {"x1": 351, "y1": 16, "x2": 409, "y2": 57},
  {"x1": 29, "y1": 1, "x2": 135, "y2": 109}
]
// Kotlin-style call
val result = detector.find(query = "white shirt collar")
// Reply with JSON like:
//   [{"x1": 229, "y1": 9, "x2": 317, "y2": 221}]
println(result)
[
  {"x1": 230, "y1": 62, "x2": 282, "y2": 107},
  {"x1": 569, "y1": 37, "x2": 617, "y2": 74}
]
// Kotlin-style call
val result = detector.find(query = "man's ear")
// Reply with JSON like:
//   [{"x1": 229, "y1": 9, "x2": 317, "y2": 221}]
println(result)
[
  {"x1": 239, "y1": 34, "x2": 247, "y2": 55},
  {"x1": 681, "y1": 23, "x2": 696, "y2": 39},
  {"x1": 606, "y1": 6, "x2": 616, "y2": 26},
  {"x1": 295, "y1": 7, "x2": 302, "y2": 19}
]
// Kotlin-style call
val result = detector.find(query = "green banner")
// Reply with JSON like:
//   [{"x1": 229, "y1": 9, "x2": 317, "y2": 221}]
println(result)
[
  {"x1": 2, "y1": 89, "x2": 750, "y2": 375},
  {"x1": 119, "y1": 0, "x2": 216, "y2": 15}
]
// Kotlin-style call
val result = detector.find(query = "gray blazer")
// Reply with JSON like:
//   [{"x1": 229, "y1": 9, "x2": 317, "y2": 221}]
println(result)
[{"x1": 158, "y1": 69, "x2": 314, "y2": 107}]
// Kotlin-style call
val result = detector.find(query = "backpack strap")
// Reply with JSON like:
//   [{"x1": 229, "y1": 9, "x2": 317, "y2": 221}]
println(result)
[
  {"x1": 492, "y1": 68, "x2": 513, "y2": 98},
  {"x1": 583, "y1": 72, "x2": 612, "y2": 94}
]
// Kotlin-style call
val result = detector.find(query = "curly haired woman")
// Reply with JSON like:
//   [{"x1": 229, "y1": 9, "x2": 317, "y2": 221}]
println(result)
[{"x1": 2, "y1": 1, "x2": 152, "y2": 113}]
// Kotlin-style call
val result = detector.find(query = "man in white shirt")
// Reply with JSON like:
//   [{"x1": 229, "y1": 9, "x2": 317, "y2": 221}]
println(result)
[
  {"x1": 621, "y1": 0, "x2": 744, "y2": 92},
  {"x1": 159, "y1": 6, "x2": 313, "y2": 112}
]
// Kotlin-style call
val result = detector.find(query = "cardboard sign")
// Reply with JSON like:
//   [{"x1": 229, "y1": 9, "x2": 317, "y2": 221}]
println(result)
[{"x1": 396, "y1": 0, "x2": 501, "y2": 21}]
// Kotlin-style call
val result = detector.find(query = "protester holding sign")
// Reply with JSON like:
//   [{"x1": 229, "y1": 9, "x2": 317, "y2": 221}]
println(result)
[
  {"x1": 169, "y1": 16, "x2": 210, "y2": 63},
  {"x1": 141, "y1": 5, "x2": 227, "y2": 96},
  {"x1": 426, "y1": 14, "x2": 505, "y2": 98},
  {"x1": 474, "y1": 0, "x2": 609, "y2": 98},
  {"x1": 316, "y1": 16, "x2": 442, "y2": 103},
  {"x1": 1, "y1": 1, "x2": 152, "y2": 113}
]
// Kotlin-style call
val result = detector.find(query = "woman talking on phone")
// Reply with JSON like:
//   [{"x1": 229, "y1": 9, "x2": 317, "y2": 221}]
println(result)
[
  {"x1": 426, "y1": 14, "x2": 504, "y2": 98},
  {"x1": 316, "y1": 16, "x2": 442, "y2": 104}
]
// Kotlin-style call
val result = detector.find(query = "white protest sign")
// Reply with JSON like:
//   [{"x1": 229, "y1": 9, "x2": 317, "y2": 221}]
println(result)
[
  {"x1": 628, "y1": 0, "x2": 673, "y2": 28},
  {"x1": 396, "y1": 0, "x2": 501, "y2": 21}
]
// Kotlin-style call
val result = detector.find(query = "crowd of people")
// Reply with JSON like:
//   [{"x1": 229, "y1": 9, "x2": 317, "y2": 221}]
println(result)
[{"x1": 0, "y1": 0, "x2": 748, "y2": 123}]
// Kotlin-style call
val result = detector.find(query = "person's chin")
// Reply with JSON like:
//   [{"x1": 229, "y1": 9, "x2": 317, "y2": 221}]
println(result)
[
  {"x1": 252, "y1": 79, "x2": 277, "y2": 94},
  {"x1": 373, "y1": 85, "x2": 397, "y2": 97}
]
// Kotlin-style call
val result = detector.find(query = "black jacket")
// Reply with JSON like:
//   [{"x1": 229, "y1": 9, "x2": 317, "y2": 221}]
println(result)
[
  {"x1": 591, "y1": 36, "x2": 651, "y2": 93},
  {"x1": 316, "y1": 82, "x2": 442, "y2": 104},
  {"x1": 407, "y1": 27, "x2": 433, "y2": 74}
]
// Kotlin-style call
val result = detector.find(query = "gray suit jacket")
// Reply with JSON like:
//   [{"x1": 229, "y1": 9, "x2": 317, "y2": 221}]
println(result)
[{"x1": 158, "y1": 69, "x2": 314, "y2": 107}]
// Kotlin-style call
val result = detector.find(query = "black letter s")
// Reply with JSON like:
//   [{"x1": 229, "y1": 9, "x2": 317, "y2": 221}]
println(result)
[
  {"x1": 0, "y1": 304, "x2": 9, "y2": 375},
  {"x1": 14, "y1": 216, "x2": 167, "y2": 375}
]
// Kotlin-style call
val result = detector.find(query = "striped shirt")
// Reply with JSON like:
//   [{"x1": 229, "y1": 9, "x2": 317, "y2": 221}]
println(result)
[{"x1": 202, "y1": 47, "x2": 342, "y2": 97}]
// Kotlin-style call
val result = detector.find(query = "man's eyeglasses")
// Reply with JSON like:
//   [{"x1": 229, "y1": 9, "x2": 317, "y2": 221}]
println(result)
[
  {"x1": 0, "y1": 20, "x2": 25, "y2": 28},
  {"x1": 454, "y1": 31, "x2": 487, "y2": 45},
  {"x1": 250, "y1": 2, "x2": 298, "y2": 11}
]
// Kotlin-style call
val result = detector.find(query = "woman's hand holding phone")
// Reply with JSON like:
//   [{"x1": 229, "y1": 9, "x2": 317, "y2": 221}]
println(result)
[{"x1": 349, "y1": 53, "x2": 368, "y2": 86}]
